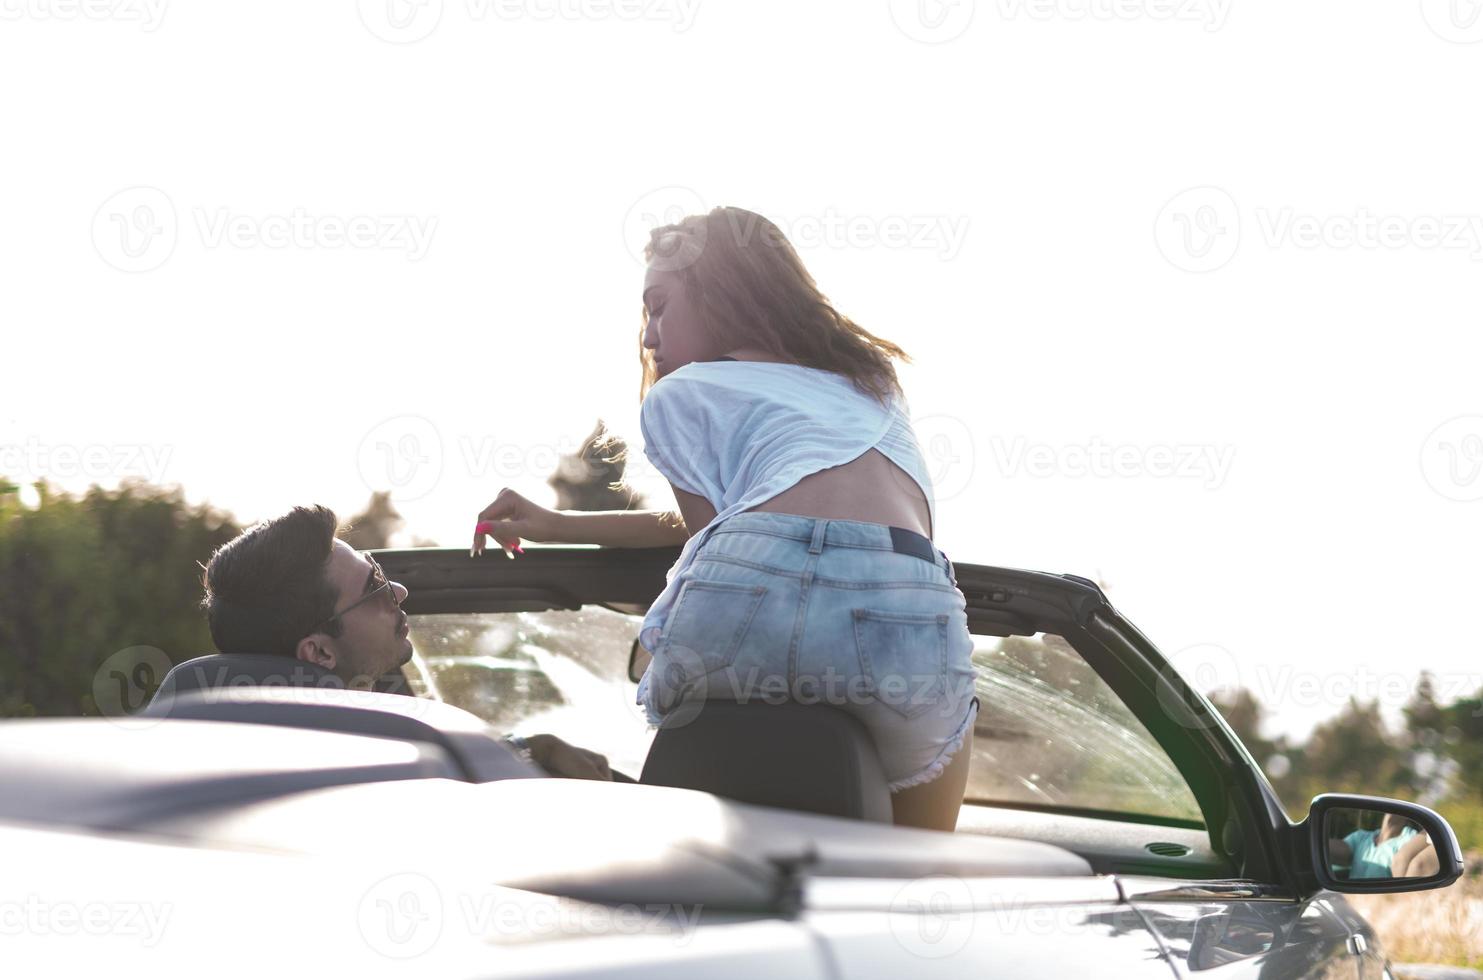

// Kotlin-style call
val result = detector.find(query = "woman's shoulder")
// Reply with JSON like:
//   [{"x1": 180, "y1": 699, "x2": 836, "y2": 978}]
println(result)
[{"x1": 662, "y1": 358, "x2": 895, "y2": 418}]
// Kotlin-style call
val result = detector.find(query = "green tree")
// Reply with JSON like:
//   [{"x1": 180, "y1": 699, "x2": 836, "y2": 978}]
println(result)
[
  {"x1": 0, "y1": 480, "x2": 239, "y2": 716},
  {"x1": 1440, "y1": 686, "x2": 1483, "y2": 803},
  {"x1": 1296, "y1": 696, "x2": 1412, "y2": 802}
]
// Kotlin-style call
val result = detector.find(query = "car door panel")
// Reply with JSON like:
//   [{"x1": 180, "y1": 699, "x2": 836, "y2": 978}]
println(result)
[{"x1": 1122, "y1": 878, "x2": 1359, "y2": 979}]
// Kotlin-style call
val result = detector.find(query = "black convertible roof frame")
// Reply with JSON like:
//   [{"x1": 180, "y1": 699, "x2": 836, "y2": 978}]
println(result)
[{"x1": 373, "y1": 545, "x2": 1296, "y2": 891}]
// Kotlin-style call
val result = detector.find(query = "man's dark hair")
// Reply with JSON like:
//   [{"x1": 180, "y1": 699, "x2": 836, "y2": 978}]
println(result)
[{"x1": 200, "y1": 505, "x2": 344, "y2": 656}]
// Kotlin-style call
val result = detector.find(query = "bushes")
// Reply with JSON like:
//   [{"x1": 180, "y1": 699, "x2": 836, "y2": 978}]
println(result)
[{"x1": 0, "y1": 480, "x2": 239, "y2": 716}]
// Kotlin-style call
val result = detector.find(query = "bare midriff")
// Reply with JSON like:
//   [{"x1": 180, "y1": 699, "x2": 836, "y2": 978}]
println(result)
[
  {"x1": 743, "y1": 447, "x2": 933, "y2": 540},
  {"x1": 718, "y1": 349, "x2": 933, "y2": 540}
]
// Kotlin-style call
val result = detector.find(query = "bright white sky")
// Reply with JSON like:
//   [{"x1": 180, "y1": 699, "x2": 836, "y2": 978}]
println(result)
[{"x1": 4, "y1": 0, "x2": 1481, "y2": 742}]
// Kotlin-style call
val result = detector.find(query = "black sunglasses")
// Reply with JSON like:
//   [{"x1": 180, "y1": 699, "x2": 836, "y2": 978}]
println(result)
[{"x1": 311, "y1": 554, "x2": 399, "y2": 635}]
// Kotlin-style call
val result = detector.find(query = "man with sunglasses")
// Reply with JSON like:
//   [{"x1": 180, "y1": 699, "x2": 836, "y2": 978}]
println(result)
[{"x1": 199, "y1": 504, "x2": 611, "y2": 780}]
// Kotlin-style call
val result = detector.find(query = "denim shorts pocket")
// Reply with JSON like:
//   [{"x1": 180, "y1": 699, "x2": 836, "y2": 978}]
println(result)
[
  {"x1": 851, "y1": 608, "x2": 949, "y2": 720},
  {"x1": 660, "y1": 579, "x2": 769, "y2": 683}
]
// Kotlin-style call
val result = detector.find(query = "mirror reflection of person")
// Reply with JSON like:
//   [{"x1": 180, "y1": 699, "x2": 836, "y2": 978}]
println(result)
[{"x1": 1328, "y1": 812, "x2": 1432, "y2": 879}]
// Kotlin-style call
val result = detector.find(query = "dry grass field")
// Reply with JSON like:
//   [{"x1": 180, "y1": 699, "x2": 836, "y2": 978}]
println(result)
[{"x1": 1347, "y1": 869, "x2": 1483, "y2": 971}]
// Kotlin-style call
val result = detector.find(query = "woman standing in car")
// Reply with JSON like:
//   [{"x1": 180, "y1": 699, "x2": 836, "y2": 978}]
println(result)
[{"x1": 473, "y1": 206, "x2": 979, "y2": 830}]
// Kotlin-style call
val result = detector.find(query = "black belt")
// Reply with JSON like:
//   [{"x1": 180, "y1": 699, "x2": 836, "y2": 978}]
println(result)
[{"x1": 888, "y1": 525, "x2": 941, "y2": 565}]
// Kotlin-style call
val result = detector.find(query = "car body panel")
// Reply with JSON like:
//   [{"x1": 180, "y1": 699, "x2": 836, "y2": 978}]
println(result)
[
  {"x1": 1, "y1": 544, "x2": 1453, "y2": 978},
  {"x1": 1120, "y1": 877, "x2": 1373, "y2": 979}
]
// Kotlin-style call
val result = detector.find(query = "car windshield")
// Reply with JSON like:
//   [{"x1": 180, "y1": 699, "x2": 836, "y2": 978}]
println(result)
[
  {"x1": 404, "y1": 609, "x2": 1202, "y2": 825},
  {"x1": 965, "y1": 631, "x2": 1202, "y2": 823}
]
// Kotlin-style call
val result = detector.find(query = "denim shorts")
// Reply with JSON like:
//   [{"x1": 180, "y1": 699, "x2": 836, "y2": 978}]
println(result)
[{"x1": 640, "y1": 511, "x2": 981, "y2": 793}]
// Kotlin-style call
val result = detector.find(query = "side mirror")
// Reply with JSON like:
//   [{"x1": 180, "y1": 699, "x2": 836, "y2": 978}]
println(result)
[
  {"x1": 1306, "y1": 793, "x2": 1464, "y2": 894},
  {"x1": 627, "y1": 637, "x2": 651, "y2": 684}
]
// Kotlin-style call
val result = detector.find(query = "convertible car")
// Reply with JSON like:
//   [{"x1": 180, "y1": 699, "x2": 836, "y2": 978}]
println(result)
[{"x1": 1, "y1": 543, "x2": 1465, "y2": 978}]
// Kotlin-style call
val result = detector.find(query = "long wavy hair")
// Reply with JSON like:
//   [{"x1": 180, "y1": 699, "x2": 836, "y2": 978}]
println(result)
[{"x1": 594, "y1": 206, "x2": 913, "y2": 481}]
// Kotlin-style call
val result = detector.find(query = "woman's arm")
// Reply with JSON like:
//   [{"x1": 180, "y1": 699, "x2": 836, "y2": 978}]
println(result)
[
  {"x1": 474, "y1": 489, "x2": 688, "y2": 555},
  {"x1": 1403, "y1": 841, "x2": 1440, "y2": 878},
  {"x1": 1391, "y1": 831, "x2": 1431, "y2": 876},
  {"x1": 552, "y1": 508, "x2": 691, "y2": 548}
]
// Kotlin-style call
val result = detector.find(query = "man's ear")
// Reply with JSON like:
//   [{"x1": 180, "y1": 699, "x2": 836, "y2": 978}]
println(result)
[{"x1": 295, "y1": 635, "x2": 336, "y2": 671}]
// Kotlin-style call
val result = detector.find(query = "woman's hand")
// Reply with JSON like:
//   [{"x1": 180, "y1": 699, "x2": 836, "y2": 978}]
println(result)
[
  {"x1": 524, "y1": 733, "x2": 612, "y2": 780},
  {"x1": 472, "y1": 488, "x2": 561, "y2": 557}
]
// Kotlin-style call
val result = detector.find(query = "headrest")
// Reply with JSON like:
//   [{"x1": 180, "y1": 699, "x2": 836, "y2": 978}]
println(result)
[
  {"x1": 149, "y1": 653, "x2": 411, "y2": 704},
  {"x1": 142, "y1": 686, "x2": 542, "y2": 783},
  {"x1": 639, "y1": 701, "x2": 893, "y2": 822}
]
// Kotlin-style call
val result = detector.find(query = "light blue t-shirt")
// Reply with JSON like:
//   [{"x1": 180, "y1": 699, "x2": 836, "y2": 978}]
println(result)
[
  {"x1": 1342, "y1": 825, "x2": 1419, "y2": 879},
  {"x1": 636, "y1": 359, "x2": 938, "y2": 663}
]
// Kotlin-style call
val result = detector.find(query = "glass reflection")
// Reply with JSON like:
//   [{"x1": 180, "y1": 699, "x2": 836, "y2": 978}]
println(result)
[{"x1": 1325, "y1": 808, "x2": 1440, "y2": 881}]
